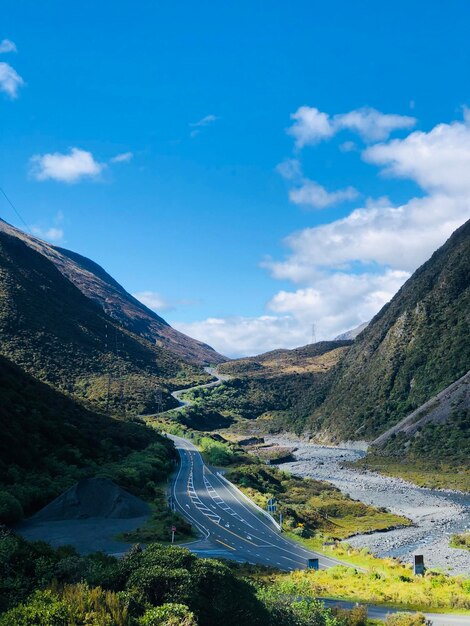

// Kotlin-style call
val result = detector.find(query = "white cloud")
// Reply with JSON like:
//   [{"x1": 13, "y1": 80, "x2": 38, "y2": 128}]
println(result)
[
  {"x1": 30, "y1": 148, "x2": 105, "y2": 183},
  {"x1": 0, "y1": 39, "x2": 17, "y2": 53},
  {"x1": 110, "y1": 151, "x2": 133, "y2": 163},
  {"x1": 173, "y1": 315, "x2": 311, "y2": 358},
  {"x1": 0, "y1": 62, "x2": 24, "y2": 98},
  {"x1": 288, "y1": 106, "x2": 335, "y2": 148},
  {"x1": 190, "y1": 114, "x2": 218, "y2": 127},
  {"x1": 173, "y1": 269, "x2": 408, "y2": 358},
  {"x1": 276, "y1": 158, "x2": 302, "y2": 180},
  {"x1": 364, "y1": 118, "x2": 470, "y2": 194},
  {"x1": 31, "y1": 226, "x2": 64, "y2": 243},
  {"x1": 161, "y1": 111, "x2": 470, "y2": 358},
  {"x1": 340, "y1": 141, "x2": 357, "y2": 152},
  {"x1": 265, "y1": 194, "x2": 468, "y2": 282},
  {"x1": 190, "y1": 114, "x2": 218, "y2": 137},
  {"x1": 183, "y1": 113, "x2": 470, "y2": 357},
  {"x1": 277, "y1": 158, "x2": 359, "y2": 209},
  {"x1": 133, "y1": 291, "x2": 174, "y2": 312},
  {"x1": 289, "y1": 180, "x2": 359, "y2": 209},
  {"x1": 267, "y1": 270, "x2": 410, "y2": 338},
  {"x1": 288, "y1": 105, "x2": 416, "y2": 148},
  {"x1": 336, "y1": 108, "x2": 416, "y2": 142}
]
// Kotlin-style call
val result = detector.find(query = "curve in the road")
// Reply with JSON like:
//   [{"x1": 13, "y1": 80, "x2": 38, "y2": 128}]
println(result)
[{"x1": 164, "y1": 372, "x2": 470, "y2": 625}]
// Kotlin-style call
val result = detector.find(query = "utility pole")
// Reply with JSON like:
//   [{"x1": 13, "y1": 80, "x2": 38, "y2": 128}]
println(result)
[
  {"x1": 155, "y1": 388, "x2": 163, "y2": 413},
  {"x1": 311, "y1": 323, "x2": 316, "y2": 345},
  {"x1": 105, "y1": 324, "x2": 112, "y2": 413}
]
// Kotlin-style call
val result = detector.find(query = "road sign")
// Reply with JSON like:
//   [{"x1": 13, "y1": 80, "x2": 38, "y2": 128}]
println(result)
[
  {"x1": 413, "y1": 554, "x2": 425, "y2": 575},
  {"x1": 171, "y1": 526, "x2": 176, "y2": 532},
  {"x1": 307, "y1": 558, "x2": 319, "y2": 570}
]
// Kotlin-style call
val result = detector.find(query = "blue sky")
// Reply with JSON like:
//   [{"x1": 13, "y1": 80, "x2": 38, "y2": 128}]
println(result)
[{"x1": 2, "y1": 1, "x2": 470, "y2": 356}]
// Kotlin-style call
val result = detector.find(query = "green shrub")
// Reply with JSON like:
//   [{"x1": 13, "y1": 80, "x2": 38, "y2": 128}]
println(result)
[
  {"x1": 0, "y1": 590, "x2": 68, "y2": 626},
  {"x1": 138, "y1": 603, "x2": 197, "y2": 626},
  {"x1": 0, "y1": 491, "x2": 23, "y2": 524}
]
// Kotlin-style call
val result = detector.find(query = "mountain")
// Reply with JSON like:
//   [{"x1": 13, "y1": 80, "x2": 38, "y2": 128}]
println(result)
[
  {"x1": 371, "y1": 371, "x2": 469, "y2": 450},
  {"x1": 358, "y1": 371, "x2": 469, "y2": 490},
  {"x1": 306, "y1": 218, "x2": 470, "y2": 442},
  {"x1": 0, "y1": 354, "x2": 174, "y2": 523},
  {"x1": 334, "y1": 321, "x2": 369, "y2": 341},
  {"x1": 0, "y1": 219, "x2": 225, "y2": 365},
  {"x1": 219, "y1": 341, "x2": 352, "y2": 378},
  {"x1": 199, "y1": 342, "x2": 352, "y2": 432},
  {"x1": 0, "y1": 226, "x2": 210, "y2": 415}
]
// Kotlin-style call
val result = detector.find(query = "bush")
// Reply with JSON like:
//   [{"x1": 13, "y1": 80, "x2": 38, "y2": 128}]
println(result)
[
  {"x1": 0, "y1": 584, "x2": 131, "y2": 626},
  {"x1": 385, "y1": 613, "x2": 431, "y2": 626},
  {"x1": 0, "y1": 590, "x2": 69, "y2": 626},
  {"x1": 0, "y1": 492, "x2": 23, "y2": 524},
  {"x1": 138, "y1": 603, "x2": 197, "y2": 626}
]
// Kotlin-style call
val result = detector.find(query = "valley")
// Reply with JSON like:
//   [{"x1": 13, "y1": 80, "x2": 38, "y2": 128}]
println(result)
[
  {"x1": 0, "y1": 217, "x2": 468, "y2": 625},
  {"x1": 266, "y1": 435, "x2": 470, "y2": 575}
]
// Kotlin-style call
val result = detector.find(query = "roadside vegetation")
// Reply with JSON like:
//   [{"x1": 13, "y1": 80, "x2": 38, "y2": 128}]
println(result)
[
  {"x1": 0, "y1": 355, "x2": 181, "y2": 531},
  {"x1": 264, "y1": 557, "x2": 470, "y2": 612},
  {"x1": 116, "y1": 489, "x2": 193, "y2": 545},
  {"x1": 227, "y1": 464, "x2": 411, "y2": 540},
  {"x1": 355, "y1": 407, "x2": 470, "y2": 492},
  {"x1": 0, "y1": 531, "x2": 387, "y2": 626},
  {"x1": 450, "y1": 532, "x2": 470, "y2": 551}
]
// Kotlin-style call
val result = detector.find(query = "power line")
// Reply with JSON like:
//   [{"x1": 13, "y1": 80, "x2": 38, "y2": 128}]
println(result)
[{"x1": 0, "y1": 186, "x2": 31, "y2": 233}]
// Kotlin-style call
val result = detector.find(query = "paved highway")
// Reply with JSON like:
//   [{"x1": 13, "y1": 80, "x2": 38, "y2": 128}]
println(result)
[
  {"x1": 169, "y1": 435, "x2": 470, "y2": 625},
  {"x1": 169, "y1": 434, "x2": 347, "y2": 571}
]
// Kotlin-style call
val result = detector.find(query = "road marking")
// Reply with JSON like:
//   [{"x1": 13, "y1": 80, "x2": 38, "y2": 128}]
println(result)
[
  {"x1": 171, "y1": 436, "x2": 349, "y2": 571},
  {"x1": 215, "y1": 539, "x2": 235, "y2": 551}
]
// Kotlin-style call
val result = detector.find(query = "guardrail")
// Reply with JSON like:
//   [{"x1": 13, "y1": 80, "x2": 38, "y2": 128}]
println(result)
[{"x1": 216, "y1": 471, "x2": 282, "y2": 531}]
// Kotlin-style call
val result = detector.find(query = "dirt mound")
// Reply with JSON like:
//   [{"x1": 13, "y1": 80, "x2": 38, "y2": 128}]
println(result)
[{"x1": 32, "y1": 477, "x2": 151, "y2": 521}]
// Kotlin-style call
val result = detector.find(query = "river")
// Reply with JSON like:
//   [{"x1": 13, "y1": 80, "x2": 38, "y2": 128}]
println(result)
[{"x1": 265, "y1": 435, "x2": 470, "y2": 576}]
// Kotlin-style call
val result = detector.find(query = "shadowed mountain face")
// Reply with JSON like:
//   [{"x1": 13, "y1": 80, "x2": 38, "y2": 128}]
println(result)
[
  {"x1": 214, "y1": 220, "x2": 469, "y2": 455},
  {"x1": 307, "y1": 218, "x2": 470, "y2": 442},
  {"x1": 0, "y1": 353, "x2": 173, "y2": 520},
  {"x1": 0, "y1": 228, "x2": 210, "y2": 415},
  {"x1": 0, "y1": 219, "x2": 225, "y2": 365}
]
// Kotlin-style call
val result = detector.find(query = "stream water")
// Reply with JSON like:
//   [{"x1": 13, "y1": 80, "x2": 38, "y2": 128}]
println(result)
[{"x1": 266, "y1": 435, "x2": 470, "y2": 575}]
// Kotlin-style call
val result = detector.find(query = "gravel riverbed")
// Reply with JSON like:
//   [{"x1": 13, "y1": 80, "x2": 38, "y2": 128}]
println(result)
[{"x1": 265, "y1": 436, "x2": 470, "y2": 575}]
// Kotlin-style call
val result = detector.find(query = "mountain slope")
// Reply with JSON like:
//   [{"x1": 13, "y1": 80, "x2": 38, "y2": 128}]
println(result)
[
  {"x1": 334, "y1": 321, "x2": 369, "y2": 341},
  {"x1": 190, "y1": 342, "x2": 352, "y2": 432},
  {"x1": 307, "y1": 218, "x2": 470, "y2": 442},
  {"x1": 356, "y1": 372, "x2": 469, "y2": 490},
  {"x1": 0, "y1": 219, "x2": 225, "y2": 365},
  {"x1": 0, "y1": 354, "x2": 174, "y2": 522},
  {"x1": 0, "y1": 228, "x2": 208, "y2": 415}
]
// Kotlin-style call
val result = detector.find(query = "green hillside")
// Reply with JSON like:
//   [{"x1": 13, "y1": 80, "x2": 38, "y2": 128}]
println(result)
[
  {"x1": 0, "y1": 230, "x2": 209, "y2": 416},
  {"x1": 305, "y1": 219, "x2": 470, "y2": 441},
  {"x1": 185, "y1": 342, "x2": 351, "y2": 433},
  {"x1": 0, "y1": 355, "x2": 175, "y2": 523}
]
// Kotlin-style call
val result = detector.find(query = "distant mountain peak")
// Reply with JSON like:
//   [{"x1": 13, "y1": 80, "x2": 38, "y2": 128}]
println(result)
[
  {"x1": 334, "y1": 321, "x2": 369, "y2": 341},
  {"x1": 0, "y1": 218, "x2": 225, "y2": 365}
]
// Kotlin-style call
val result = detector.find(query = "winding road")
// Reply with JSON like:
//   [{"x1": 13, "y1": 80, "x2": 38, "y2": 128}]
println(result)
[
  {"x1": 169, "y1": 433, "x2": 342, "y2": 570},
  {"x1": 167, "y1": 371, "x2": 470, "y2": 625}
]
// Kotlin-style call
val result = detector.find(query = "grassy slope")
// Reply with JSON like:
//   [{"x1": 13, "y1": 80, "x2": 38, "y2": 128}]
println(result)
[
  {"x1": 306, "y1": 219, "x2": 470, "y2": 442},
  {"x1": 227, "y1": 463, "x2": 411, "y2": 541},
  {"x1": 0, "y1": 354, "x2": 178, "y2": 522},
  {"x1": 189, "y1": 342, "x2": 351, "y2": 433},
  {"x1": 0, "y1": 231, "x2": 209, "y2": 416}
]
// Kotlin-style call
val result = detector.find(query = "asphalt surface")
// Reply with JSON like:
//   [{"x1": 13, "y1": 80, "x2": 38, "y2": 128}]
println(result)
[
  {"x1": 169, "y1": 435, "x2": 470, "y2": 625},
  {"x1": 169, "y1": 434, "x2": 350, "y2": 571},
  {"x1": 321, "y1": 599, "x2": 470, "y2": 626}
]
